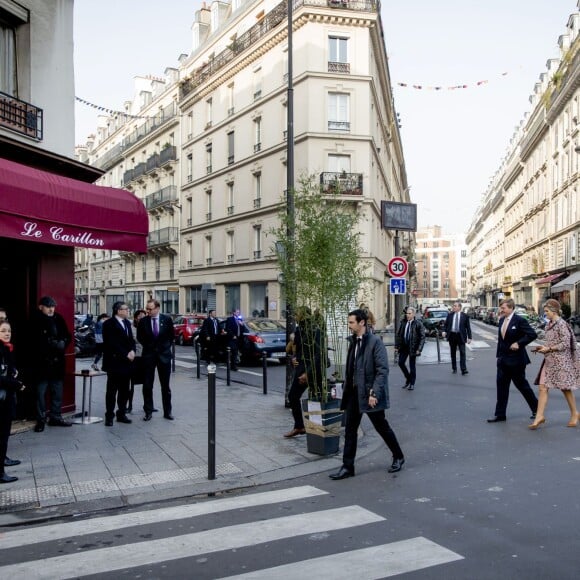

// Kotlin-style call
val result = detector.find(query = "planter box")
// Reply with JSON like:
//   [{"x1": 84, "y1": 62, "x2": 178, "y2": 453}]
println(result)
[{"x1": 302, "y1": 399, "x2": 343, "y2": 456}]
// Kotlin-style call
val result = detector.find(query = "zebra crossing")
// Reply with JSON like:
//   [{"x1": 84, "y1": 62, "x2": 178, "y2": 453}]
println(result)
[{"x1": 0, "y1": 485, "x2": 463, "y2": 579}]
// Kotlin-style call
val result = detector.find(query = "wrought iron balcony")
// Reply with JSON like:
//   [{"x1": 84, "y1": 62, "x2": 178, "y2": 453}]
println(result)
[
  {"x1": 254, "y1": 142, "x2": 261, "y2": 153},
  {"x1": 0, "y1": 91, "x2": 43, "y2": 140},
  {"x1": 147, "y1": 227, "x2": 179, "y2": 248},
  {"x1": 328, "y1": 121, "x2": 350, "y2": 132},
  {"x1": 253, "y1": 198, "x2": 262, "y2": 209},
  {"x1": 227, "y1": 206, "x2": 234, "y2": 216},
  {"x1": 328, "y1": 61, "x2": 350, "y2": 74},
  {"x1": 159, "y1": 145, "x2": 177, "y2": 165},
  {"x1": 254, "y1": 250, "x2": 262, "y2": 259},
  {"x1": 320, "y1": 172, "x2": 363, "y2": 196},
  {"x1": 144, "y1": 185, "x2": 178, "y2": 210},
  {"x1": 122, "y1": 168, "x2": 134, "y2": 187},
  {"x1": 227, "y1": 254, "x2": 235, "y2": 264},
  {"x1": 146, "y1": 153, "x2": 160, "y2": 173},
  {"x1": 228, "y1": 155, "x2": 235, "y2": 165},
  {"x1": 133, "y1": 162, "x2": 147, "y2": 180}
]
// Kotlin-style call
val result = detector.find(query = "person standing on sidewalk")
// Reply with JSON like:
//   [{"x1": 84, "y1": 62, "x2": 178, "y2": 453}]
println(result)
[
  {"x1": 442, "y1": 301, "x2": 472, "y2": 375},
  {"x1": 91, "y1": 313, "x2": 109, "y2": 371},
  {"x1": 138, "y1": 299, "x2": 174, "y2": 421},
  {"x1": 30, "y1": 296, "x2": 72, "y2": 432},
  {"x1": 394, "y1": 307, "x2": 425, "y2": 390},
  {"x1": 199, "y1": 310, "x2": 220, "y2": 363},
  {"x1": 102, "y1": 302, "x2": 135, "y2": 427},
  {"x1": 329, "y1": 309, "x2": 405, "y2": 480},
  {"x1": 487, "y1": 298, "x2": 538, "y2": 423},
  {"x1": 529, "y1": 299, "x2": 580, "y2": 430},
  {"x1": 225, "y1": 309, "x2": 243, "y2": 370}
]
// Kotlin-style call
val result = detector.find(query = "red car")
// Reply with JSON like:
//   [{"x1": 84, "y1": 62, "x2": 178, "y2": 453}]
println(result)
[{"x1": 173, "y1": 314, "x2": 207, "y2": 345}]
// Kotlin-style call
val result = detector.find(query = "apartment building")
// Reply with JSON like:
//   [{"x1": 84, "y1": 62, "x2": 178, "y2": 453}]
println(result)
[
  {"x1": 414, "y1": 226, "x2": 467, "y2": 306},
  {"x1": 78, "y1": 0, "x2": 410, "y2": 325},
  {"x1": 467, "y1": 4, "x2": 580, "y2": 314}
]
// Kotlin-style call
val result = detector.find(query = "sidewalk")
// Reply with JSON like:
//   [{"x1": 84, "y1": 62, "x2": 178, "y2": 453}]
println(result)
[{"x1": 0, "y1": 361, "x2": 381, "y2": 525}]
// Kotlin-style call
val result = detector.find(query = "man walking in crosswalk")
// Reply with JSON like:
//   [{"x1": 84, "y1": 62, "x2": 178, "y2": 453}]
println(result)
[{"x1": 329, "y1": 308, "x2": 405, "y2": 480}]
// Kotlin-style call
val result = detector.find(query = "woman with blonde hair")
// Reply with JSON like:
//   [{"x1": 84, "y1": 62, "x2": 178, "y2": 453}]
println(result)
[{"x1": 529, "y1": 299, "x2": 580, "y2": 429}]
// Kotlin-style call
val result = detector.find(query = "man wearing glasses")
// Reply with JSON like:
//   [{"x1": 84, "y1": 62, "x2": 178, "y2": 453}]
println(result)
[
  {"x1": 102, "y1": 302, "x2": 135, "y2": 426},
  {"x1": 137, "y1": 299, "x2": 175, "y2": 421}
]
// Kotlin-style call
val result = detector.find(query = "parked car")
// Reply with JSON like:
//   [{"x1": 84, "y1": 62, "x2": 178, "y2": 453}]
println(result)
[
  {"x1": 475, "y1": 306, "x2": 487, "y2": 320},
  {"x1": 464, "y1": 307, "x2": 478, "y2": 319},
  {"x1": 239, "y1": 318, "x2": 287, "y2": 363},
  {"x1": 421, "y1": 308, "x2": 448, "y2": 337},
  {"x1": 484, "y1": 307, "x2": 500, "y2": 325},
  {"x1": 173, "y1": 314, "x2": 207, "y2": 345}
]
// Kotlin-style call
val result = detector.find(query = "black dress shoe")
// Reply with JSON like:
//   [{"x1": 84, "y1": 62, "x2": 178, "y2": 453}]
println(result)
[
  {"x1": 388, "y1": 457, "x2": 405, "y2": 473},
  {"x1": 407, "y1": 384, "x2": 414, "y2": 390},
  {"x1": 4, "y1": 457, "x2": 21, "y2": 467},
  {"x1": 105, "y1": 419, "x2": 114, "y2": 427},
  {"x1": 452, "y1": 369, "x2": 457, "y2": 374},
  {"x1": 0, "y1": 473, "x2": 18, "y2": 484},
  {"x1": 34, "y1": 421, "x2": 45, "y2": 433},
  {"x1": 401, "y1": 383, "x2": 410, "y2": 389},
  {"x1": 462, "y1": 370, "x2": 469, "y2": 375},
  {"x1": 329, "y1": 466, "x2": 355, "y2": 480},
  {"x1": 48, "y1": 418, "x2": 72, "y2": 427},
  {"x1": 487, "y1": 416, "x2": 506, "y2": 423},
  {"x1": 116, "y1": 415, "x2": 132, "y2": 424},
  {"x1": 143, "y1": 413, "x2": 153, "y2": 421},
  {"x1": 163, "y1": 414, "x2": 175, "y2": 420}
]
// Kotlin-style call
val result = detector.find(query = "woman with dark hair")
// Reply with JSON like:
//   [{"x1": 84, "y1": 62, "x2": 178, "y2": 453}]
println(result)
[
  {"x1": 529, "y1": 299, "x2": 580, "y2": 429},
  {"x1": 127, "y1": 309, "x2": 147, "y2": 413},
  {"x1": 0, "y1": 320, "x2": 25, "y2": 483}
]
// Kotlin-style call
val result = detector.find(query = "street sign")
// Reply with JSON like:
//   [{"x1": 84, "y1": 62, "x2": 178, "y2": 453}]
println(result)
[
  {"x1": 390, "y1": 278, "x2": 406, "y2": 295},
  {"x1": 387, "y1": 256, "x2": 408, "y2": 278}
]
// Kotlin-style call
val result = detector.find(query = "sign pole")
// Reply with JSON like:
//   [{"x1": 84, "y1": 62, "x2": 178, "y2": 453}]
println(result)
[{"x1": 394, "y1": 230, "x2": 402, "y2": 336}]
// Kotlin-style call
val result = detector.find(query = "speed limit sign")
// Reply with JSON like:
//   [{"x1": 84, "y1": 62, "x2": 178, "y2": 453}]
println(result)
[{"x1": 387, "y1": 256, "x2": 408, "y2": 278}]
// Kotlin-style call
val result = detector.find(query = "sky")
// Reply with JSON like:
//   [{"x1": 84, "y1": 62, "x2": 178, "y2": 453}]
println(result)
[{"x1": 74, "y1": 0, "x2": 577, "y2": 235}]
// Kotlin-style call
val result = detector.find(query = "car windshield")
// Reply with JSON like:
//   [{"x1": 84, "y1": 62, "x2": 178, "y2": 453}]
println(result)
[
  {"x1": 429, "y1": 311, "x2": 448, "y2": 319},
  {"x1": 246, "y1": 319, "x2": 285, "y2": 332}
]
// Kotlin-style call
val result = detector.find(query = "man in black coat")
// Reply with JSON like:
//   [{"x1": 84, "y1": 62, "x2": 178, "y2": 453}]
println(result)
[
  {"x1": 225, "y1": 309, "x2": 243, "y2": 370},
  {"x1": 442, "y1": 301, "x2": 472, "y2": 375},
  {"x1": 137, "y1": 299, "x2": 175, "y2": 421},
  {"x1": 198, "y1": 310, "x2": 221, "y2": 363},
  {"x1": 102, "y1": 301, "x2": 135, "y2": 426},
  {"x1": 394, "y1": 306, "x2": 425, "y2": 390},
  {"x1": 487, "y1": 298, "x2": 538, "y2": 423},
  {"x1": 30, "y1": 296, "x2": 72, "y2": 432}
]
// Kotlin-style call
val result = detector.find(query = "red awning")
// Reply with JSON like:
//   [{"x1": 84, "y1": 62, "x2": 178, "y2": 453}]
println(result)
[
  {"x1": 0, "y1": 157, "x2": 148, "y2": 252},
  {"x1": 535, "y1": 273, "x2": 565, "y2": 285}
]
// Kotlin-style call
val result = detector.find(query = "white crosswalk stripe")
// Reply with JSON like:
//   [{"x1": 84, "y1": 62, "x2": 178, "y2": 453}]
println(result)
[{"x1": 0, "y1": 486, "x2": 463, "y2": 579}]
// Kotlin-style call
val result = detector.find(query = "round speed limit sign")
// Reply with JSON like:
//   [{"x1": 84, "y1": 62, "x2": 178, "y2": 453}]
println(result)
[{"x1": 387, "y1": 257, "x2": 408, "y2": 278}]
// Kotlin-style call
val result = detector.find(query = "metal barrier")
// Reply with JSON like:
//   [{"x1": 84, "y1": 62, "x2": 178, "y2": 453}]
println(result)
[{"x1": 262, "y1": 352, "x2": 268, "y2": 395}]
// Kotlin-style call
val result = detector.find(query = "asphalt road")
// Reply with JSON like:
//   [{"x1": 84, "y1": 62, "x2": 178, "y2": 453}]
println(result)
[{"x1": 4, "y1": 321, "x2": 578, "y2": 578}]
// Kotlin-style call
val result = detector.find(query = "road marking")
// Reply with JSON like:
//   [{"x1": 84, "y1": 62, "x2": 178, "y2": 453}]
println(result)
[
  {"x1": 219, "y1": 537, "x2": 463, "y2": 579},
  {"x1": 0, "y1": 486, "x2": 327, "y2": 550},
  {"x1": 0, "y1": 506, "x2": 383, "y2": 579}
]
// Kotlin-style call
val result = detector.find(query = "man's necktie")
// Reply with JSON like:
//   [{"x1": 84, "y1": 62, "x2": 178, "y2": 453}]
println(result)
[
  {"x1": 355, "y1": 337, "x2": 362, "y2": 359},
  {"x1": 153, "y1": 317, "x2": 159, "y2": 337},
  {"x1": 453, "y1": 313, "x2": 459, "y2": 333},
  {"x1": 213, "y1": 319, "x2": 217, "y2": 334},
  {"x1": 405, "y1": 322, "x2": 411, "y2": 344},
  {"x1": 501, "y1": 317, "x2": 509, "y2": 339}
]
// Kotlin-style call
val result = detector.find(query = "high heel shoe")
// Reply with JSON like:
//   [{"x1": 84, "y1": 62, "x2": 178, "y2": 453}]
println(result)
[
  {"x1": 528, "y1": 417, "x2": 546, "y2": 430},
  {"x1": 566, "y1": 417, "x2": 578, "y2": 427}
]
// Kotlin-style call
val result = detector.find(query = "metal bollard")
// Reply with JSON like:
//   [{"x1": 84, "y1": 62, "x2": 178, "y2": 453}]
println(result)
[
  {"x1": 207, "y1": 362, "x2": 216, "y2": 480},
  {"x1": 262, "y1": 351, "x2": 268, "y2": 395},
  {"x1": 226, "y1": 347, "x2": 231, "y2": 386},
  {"x1": 435, "y1": 332, "x2": 441, "y2": 363},
  {"x1": 195, "y1": 340, "x2": 201, "y2": 379}
]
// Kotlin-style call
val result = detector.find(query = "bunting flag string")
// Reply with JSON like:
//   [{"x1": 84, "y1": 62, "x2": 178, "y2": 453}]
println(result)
[
  {"x1": 396, "y1": 71, "x2": 509, "y2": 91},
  {"x1": 75, "y1": 96, "x2": 155, "y2": 120}
]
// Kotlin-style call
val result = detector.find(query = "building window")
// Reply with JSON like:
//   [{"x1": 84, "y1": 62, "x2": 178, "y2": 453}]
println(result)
[
  {"x1": 206, "y1": 143, "x2": 212, "y2": 173},
  {"x1": 186, "y1": 239, "x2": 192, "y2": 268},
  {"x1": 328, "y1": 93, "x2": 350, "y2": 132},
  {"x1": 227, "y1": 183, "x2": 234, "y2": 215},
  {"x1": 254, "y1": 117, "x2": 262, "y2": 152},
  {"x1": 253, "y1": 225, "x2": 262, "y2": 259},
  {"x1": 254, "y1": 173, "x2": 262, "y2": 208},
  {"x1": 461, "y1": 249, "x2": 467, "y2": 257},
  {"x1": 141, "y1": 256, "x2": 147, "y2": 281},
  {"x1": 206, "y1": 98, "x2": 213, "y2": 128},
  {"x1": 253, "y1": 67, "x2": 262, "y2": 100},
  {"x1": 206, "y1": 190, "x2": 212, "y2": 221},
  {"x1": 0, "y1": 21, "x2": 17, "y2": 96},
  {"x1": 328, "y1": 36, "x2": 349, "y2": 73},
  {"x1": 186, "y1": 153, "x2": 193, "y2": 183},
  {"x1": 169, "y1": 255, "x2": 175, "y2": 279},
  {"x1": 186, "y1": 112, "x2": 193, "y2": 140},
  {"x1": 227, "y1": 231, "x2": 235, "y2": 263},
  {"x1": 227, "y1": 83, "x2": 235, "y2": 116},
  {"x1": 227, "y1": 131, "x2": 235, "y2": 165},
  {"x1": 328, "y1": 154, "x2": 351, "y2": 173},
  {"x1": 155, "y1": 256, "x2": 161, "y2": 281},
  {"x1": 205, "y1": 235, "x2": 213, "y2": 266}
]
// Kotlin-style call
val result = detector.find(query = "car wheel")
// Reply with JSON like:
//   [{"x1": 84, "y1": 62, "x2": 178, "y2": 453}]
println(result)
[{"x1": 178, "y1": 334, "x2": 184, "y2": 346}]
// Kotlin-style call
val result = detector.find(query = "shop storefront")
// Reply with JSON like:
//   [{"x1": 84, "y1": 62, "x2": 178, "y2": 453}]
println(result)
[{"x1": 0, "y1": 156, "x2": 148, "y2": 417}]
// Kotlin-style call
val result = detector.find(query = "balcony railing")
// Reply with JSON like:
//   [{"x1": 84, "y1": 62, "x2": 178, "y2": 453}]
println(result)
[
  {"x1": 187, "y1": 260, "x2": 193, "y2": 268},
  {"x1": 228, "y1": 155, "x2": 235, "y2": 165},
  {"x1": 206, "y1": 212, "x2": 212, "y2": 221},
  {"x1": 133, "y1": 162, "x2": 147, "y2": 180},
  {"x1": 159, "y1": 145, "x2": 177, "y2": 165},
  {"x1": 147, "y1": 227, "x2": 179, "y2": 248},
  {"x1": 328, "y1": 61, "x2": 350, "y2": 73},
  {"x1": 179, "y1": 0, "x2": 377, "y2": 100},
  {"x1": 253, "y1": 198, "x2": 262, "y2": 209},
  {"x1": 227, "y1": 254, "x2": 235, "y2": 263},
  {"x1": 254, "y1": 250, "x2": 262, "y2": 259},
  {"x1": 328, "y1": 121, "x2": 350, "y2": 132},
  {"x1": 122, "y1": 102, "x2": 177, "y2": 151},
  {"x1": 320, "y1": 172, "x2": 363, "y2": 195},
  {"x1": 254, "y1": 142, "x2": 261, "y2": 153},
  {"x1": 122, "y1": 168, "x2": 134, "y2": 187},
  {"x1": 227, "y1": 107, "x2": 235, "y2": 116},
  {"x1": 0, "y1": 91, "x2": 43, "y2": 140},
  {"x1": 254, "y1": 90, "x2": 262, "y2": 101},
  {"x1": 144, "y1": 185, "x2": 178, "y2": 210},
  {"x1": 146, "y1": 153, "x2": 160, "y2": 174},
  {"x1": 227, "y1": 205, "x2": 234, "y2": 216},
  {"x1": 206, "y1": 258, "x2": 213, "y2": 266}
]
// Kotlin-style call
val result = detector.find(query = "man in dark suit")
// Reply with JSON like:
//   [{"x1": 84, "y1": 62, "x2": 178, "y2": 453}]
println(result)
[
  {"x1": 394, "y1": 306, "x2": 425, "y2": 390},
  {"x1": 102, "y1": 301, "x2": 135, "y2": 426},
  {"x1": 199, "y1": 310, "x2": 220, "y2": 363},
  {"x1": 225, "y1": 309, "x2": 243, "y2": 370},
  {"x1": 487, "y1": 298, "x2": 538, "y2": 423},
  {"x1": 329, "y1": 309, "x2": 405, "y2": 480},
  {"x1": 137, "y1": 299, "x2": 175, "y2": 421},
  {"x1": 442, "y1": 301, "x2": 472, "y2": 375}
]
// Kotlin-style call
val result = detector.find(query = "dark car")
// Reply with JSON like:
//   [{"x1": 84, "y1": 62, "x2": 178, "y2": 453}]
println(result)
[
  {"x1": 421, "y1": 308, "x2": 448, "y2": 337},
  {"x1": 239, "y1": 318, "x2": 287, "y2": 363},
  {"x1": 173, "y1": 314, "x2": 207, "y2": 345},
  {"x1": 484, "y1": 307, "x2": 500, "y2": 325}
]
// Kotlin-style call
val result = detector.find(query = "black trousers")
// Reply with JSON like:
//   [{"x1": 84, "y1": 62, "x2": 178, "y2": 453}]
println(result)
[
  {"x1": 0, "y1": 398, "x2": 14, "y2": 474},
  {"x1": 143, "y1": 359, "x2": 172, "y2": 415},
  {"x1": 342, "y1": 394, "x2": 403, "y2": 470},
  {"x1": 105, "y1": 372, "x2": 130, "y2": 420},
  {"x1": 288, "y1": 375, "x2": 308, "y2": 429},
  {"x1": 494, "y1": 362, "x2": 538, "y2": 418},
  {"x1": 448, "y1": 332, "x2": 467, "y2": 372},
  {"x1": 397, "y1": 347, "x2": 416, "y2": 385}
]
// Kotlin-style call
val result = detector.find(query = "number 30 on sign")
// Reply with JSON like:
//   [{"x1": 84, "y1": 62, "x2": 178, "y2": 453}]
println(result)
[{"x1": 387, "y1": 257, "x2": 408, "y2": 278}]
